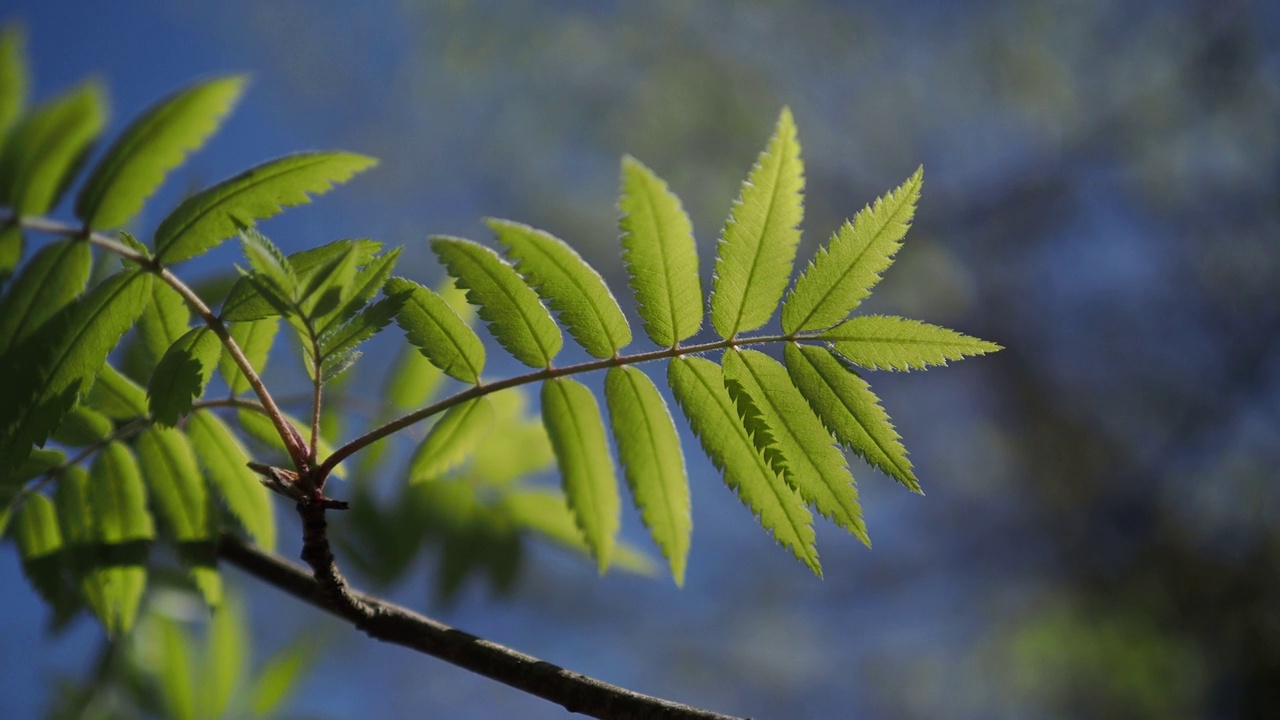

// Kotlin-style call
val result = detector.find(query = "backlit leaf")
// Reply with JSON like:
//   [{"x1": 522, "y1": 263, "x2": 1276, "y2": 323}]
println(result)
[
  {"x1": 409, "y1": 397, "x2": 494, "y2": 481},
  {"x1": 784, "y1": 343, "x2": 919, "y2": 493},
  {"x1": 238, "y1": 226, "x2": 297, "y2": 302},
  {"x1": 431, "y1": 236, "x2": 561, "y2": 368},
  {"x1": 541, "y1": 378, "x2": 619, "y2": 572},
  {"x1": 317, "y1": 246, "x2": 401, "y2": 334},
  {"x1": 821, "y1": 315, "x2": 1002, "y2": 371},
  {"x1": 154, "y1": 151, "x2": 377, "y2": 264},
  {"x1": 710, "y1": 107, "x2": 804, "y2": 338},
  {"x1": 136, "y1": 426, "x2": 208, "y2": 542},
  {"x1": 86, "y1": 362, "x2": 149, "y2": 420},
  {"x1": 75, "y1": 75, "x2": 246, "y2": 229},
  {"x1": 667, "y1": 356, "x2": 819, "y2": 575},
  {"x1": 138, "y1": 281, "x2": 192, "y2": 370},
  {"x1": 0, "y1": 23, "x2": 29, "y2": 152},
  {"x1": 0, "y1": 238, "x2": 90, "y2": 356},
  {"x1": 186, "y1": 410, "x2": 274, "y2": 549},
  {"x1": 148, "y1": 326, "x2": 222, "y2": 427},
  {"x1": 783, "y1": 167, "x2": 922, "y2": 333},
  {"x1": 219, "y1": 319, "x2": 278, "y2": 395},
  {"x1": 604, "y1": 366, "x2": 691, "y2": 585},
  {"x1": 237, "y1": 407, "x2": 344, "y2": 479},
  {"x1": 618, "y1": 155, "x2": 702, "y2": 347},
  {"x1": 50, "y1": 406, "x2": 112, "y2": 446},
  {"x1": 722, "y1": 348, "x2": 868, "y2": 544},
  {"x1": 386, "y1": 276, "x2": 484, "y2": 384},
  {"x1": 0, "y1": 80, "x2": 106, "y2": 215},
  {"x1": 502, "y1": 488, "x2": 655, "y2": 576},
  {"x1": 489, "y1": 218, "x2": 631, "y2": 358},
  {"x1": 317, "y1": 293, "x2": 405, "y2": 373}
]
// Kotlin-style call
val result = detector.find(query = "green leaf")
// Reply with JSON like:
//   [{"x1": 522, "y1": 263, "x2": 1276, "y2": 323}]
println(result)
[
  {"x1": 12, "y1": 493, "x2": 73, "y2": 613},
  {"x1": 75, "y1": 75, "x2": 246, "y2": 230},
  {"x1": 136, "y1": 426, "x2": 208, "y2": 542},
  {"x1": 386, "y1": 276, "x2": 485, "y2": 384},
  {"x1": 488, "y1": 218, "x2": 631, "y2": 358},
  {"x1": 618, "y1": 155, "x2": 702, "y2": 347},
  {"x1": 0, "y1": 80, "x2": 106, "y2": 215},
  {"x1": 541, "y1": 378, "x2": 620, "y2": 572},
  {"x1": 431, "y1": 236, "x2": 561, "y2": 368},
  {"x1": 138, "y1": 281, "x2": 192, "y2": 370},
  {"x1": 49, "y1": 406, "x2": 112, "y2": 446},
  {"x1": 821, "y1": 315, "x2": 1002, "y2": 371},
  {"x1": 467, "y1": 388, "x2": 554, "y2": 484},
  {"x1": 667, "y1": 356, "x2": 819, "y2": 575},
  {"x1": 148, "y1": 326, "x2": 222, "y2": 427},
  {"x1": 219, "y1": 319, "x2": 278, "y2": 395},
  {"x1": 0, "y1": 270, "x2": 151, "y2": 477},
  {"x1": 722, "y1": 348, "x2": 868, "y2": 544},
  {"x1": 62, "y1": 443, "x2": 152, "y2": 634},
  {"x1": 0, "y1": 238, "x2": 91, "y2": 357},
  {"x1": 0, "y1": 23, "x2": 30, "y2": 152},
  {"x1": 385, "y1": 344, "x2": 444, "y2": 412},
  {"x1": 710, "y1": 107, "x2": 805, "y2": 339},
  {"x1": 151, "y1": 615, "x2": 197, "y2": 720},
  {"x1": 201, "y1": 593, "x2": 248, "y2": 720},
  {"x1": 316, "y1": 246, "x2": 401, "y2": 334},
  {"x1": 409, "y1": 397, "x2": 494, "y2": 481},
  {"x1": 316, "y1": 293, "x2": 405, "y2": 376},
  {"x1": 784, "y1": 343, "x2": 919, "y2": 493},
  {"x1": 0, "y1": 225, "x2": 20, "y2": 278},
  {"x1": 186, "y1": 410, "x2": 274, "y2": 549},
  {"x1": 501, "y1": 488, "x2": 655, "y2": 576},
  {"x1": 238, "y1": 226, "x2": 297, "y2": 302},
  {"x1": 604, "y1": 366, "x2": 691, "y2": 585},
  {"x1": 86, "y1": 362, "x2": 149, "y2": 419},
  {"x1": 220, "y1": 239, "x2": 378, "y2": 321},
  {"x1": 250, "y1": 637, "x2": 314, "y2": 718},
  {"x1": 154, "y1": 151, "x2": 377, "y2": 264},
  {"x1": 783, "y1": 168, "x2": 923, "y2": 334}
]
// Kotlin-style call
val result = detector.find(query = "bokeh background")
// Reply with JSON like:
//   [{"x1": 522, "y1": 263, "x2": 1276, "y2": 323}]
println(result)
[{"x1": 3, "y1": 1, "x2": 1278, "y2": 718}]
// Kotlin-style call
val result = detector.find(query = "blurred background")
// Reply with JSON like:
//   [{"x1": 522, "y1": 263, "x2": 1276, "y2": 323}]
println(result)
[{"x1": 2, "y1": 1, "x2": 1278, "y2": 718}]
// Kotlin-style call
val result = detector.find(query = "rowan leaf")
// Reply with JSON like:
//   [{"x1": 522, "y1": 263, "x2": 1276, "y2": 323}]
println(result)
[
  {"x1": 667, "y1": 356, "x2": 819, "y2": 575},
  {"x1": 186, "y1": 409, "x2": 274, "y2": 549},
  {"x1": 710, "y1": 107, "x2": 804, "y2": 338},
  {"x1": 385, "y1": 343, "x2": 444, "y2": 412},
  {"x1": 722, "y1": 348, "x2": 868, "y2": 544},
  {"x1": 136, "y1": 426, "x2": 208, "y2": 542},
  {"x1": 86, "y1": 362, "x2": 149, "y2": 420},
  {"x1": 0, "y1": 80, "x2": 106, "y2": 215},
  {"x1": 604, "y1": 366, "x2": 691, "y2": 585},
  {"x1": 0, "y1": 23, "x2": 29, "y2": 152},
  {"x1": 50, "y1": 406, "x2": 112, "y2": 446},
  {"x1": 784, "y1": 343, "x2": 919, "y2": 493},
  {"x1": 431, "y1": 236, "x2": 561, "y2": 368},
  {"x1": 0, "y1": 238, "x2": 91, "y2": 356},
  {"x1": 618, "y1": 155, "x2": 702, "y2": 347},
  {"x1": 237, "y1": 226, "x2": 297, "y2": 302},
  {"x1": 236, "y1": 408, "x2": 344, "y2": 479},
  {"x1": 218, "y1": 319, "x2": 278, "y2": 395},
  {"x1": 13, "y1": 493, "x2": 74, "y2": 613},
  {"x1": 783, "y1": 167, "x2": 922, "y2": 333},
  {"x1": 386, "y1": 276, "x2": 485, "y2": 384},
  {"x1": 489, "y1": 218, "x2": 631, "y2": 358},
  {"x1": 467, "y1": 388, "x2": 554, "y2": 485},
  {"x1": 317, "y1": 293, "x2": 404, "y2": 376},
  {"x1": 202, "y1": 593, "x2": 248, "y2": 720},
  {"x1": 148, "y1": 326, "x2": 222, "y2": 427},
  {"x1": 821, "y1": 315, "x2": 1002, "y2": 371},
  {"x1": 75, "y1": 75, "x2": 246, "y2": 229},
  {"x1": 220, "y1": 239, "x2": 378, "y2": 321},
  {"x1": 501, "y1": 488, "x2": 655, "y2": 576},
  {"x1": 138, "y1": 281, "x2": 191, "y2": 370},
  {"x1": 317, "y1": 246, "x2": 401, "y2": 334},
  {"x1": 154, "y1": 151, "x2": 377, "y2": 264},
  {"x1": 541, "y1": 378, "x2": 620, "y2": 572},
  {"x1": 409, "y1": 397, "x2": 495, "y2": 481}
]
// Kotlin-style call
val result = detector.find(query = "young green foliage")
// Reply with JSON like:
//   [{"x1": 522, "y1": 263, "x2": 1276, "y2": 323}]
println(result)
[
  {"x1": 820, "y1": 315, "x2": 1002, "y2": 371},
  {"x1": 0, "y1": 80, "x2": 106, "y2": 216},
  {"x1": 387, "y1": 277, "x2": 485, "y2": 384},
  {"x1": 409, "y1": 397, "x2": 495, "y2": 481},
  {"x1": 148, "y1": 326, "x2": 222, "y2": 426},
  {"x1": 185, "y1": 410, "x2": 275, "y2": 549},
  {"x1": 0, "y1": 24, "x2": 28, "y2": 151},
  {"x1": 710, "y1": 107, "x2": 804, "y2": 338}
]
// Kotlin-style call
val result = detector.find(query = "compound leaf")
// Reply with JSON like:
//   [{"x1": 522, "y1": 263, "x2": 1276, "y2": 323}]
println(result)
[
  {"x1": 722, "y1": 348, "x2": 867, "y2": 544},
  {"x1": 148, "y1": 326, "x2": 222, "y2": 427},
  {"x1": 783, "y1": 167, "x2": 922, "y2": 333},
  {"x1": 431, "y1": 236, "x2": 561, "y2": 368},
  {"x1": 784, "y1": 343, "x2": 919, "y2": 493},
  {"x1": 604, "y1": 366, "x2": 691, "y2": 585},
  {"x1": 136, "y1": 426, "x2": 208, "y2": 542},
  {"x1": 218, "y1": 319, "x2": 278, "y2": 395},
  {"x1": 618, "y1": 155, "x2": 702, "y2": 347},
  {"x1": 667, "y1": 356, "x2": 819, "y2": 575},
  {"x1": 0, "y1": 238, "x2": 91, "y2": 356},
  {"x1": 821, "y1": 315, "x2": 1002, "y2": 371},
  {"x1": 138, "y1": 281, "x2": 191, "y2": 370},
  {"x1": 86, "y1": 362, "x2": 149, "y2": 420},
  {"x1": 489, "y1": 218, "x2": 630, "y2": 358},
  {"x1": 0, "y1": 80, "x2": 106, "y2": 215},
  {"x1": 154, "y1": 151, "x2": 377, "y2": 264},
  {"x1": 75, "y1": 75, "x2": 246, "y2": 229},
  {"x1": 541, "y1": 378, "x2": 619, "y2": 573},
  {"x1": 710, "y1": 107, "x2": 804, "y2": 338}
]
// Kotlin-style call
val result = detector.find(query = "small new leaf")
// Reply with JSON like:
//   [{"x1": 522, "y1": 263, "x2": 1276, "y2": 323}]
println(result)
[
  {"x1": 431, "y1": 236, "x2": 561, "y2": 368},
  {"x1": 75, "y1": 75, "x2": 246, "y2": 229},
  {"x1": 710, "y1": 107, "x2": 804, "y2": 338},
  {"x1": 238, "y1": 226, "x2": 297, "y2": 302},
  {"x1": 489, "y1": 218, "x2": 631, "y2": 358},
  {"x1": 783, "y1": 167, "x2": 922, "y2": 334},
  {"x1": 154, "y1": 151, "x2": 377, "y2": 264},
  {"x1": 618, "y1": 155, "x2": 702, "y2": 347},
  {"x1": 821, "y1": 315, "x2": 1002, "y2": 371}
]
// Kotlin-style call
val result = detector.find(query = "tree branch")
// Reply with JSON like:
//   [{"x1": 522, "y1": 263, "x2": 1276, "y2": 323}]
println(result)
[{"x1": 217, "y1": 530, "x2": 749, "y2": 720}]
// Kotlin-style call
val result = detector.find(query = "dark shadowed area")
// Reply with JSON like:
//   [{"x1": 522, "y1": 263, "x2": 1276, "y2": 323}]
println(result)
[{"x1": 2, "y1": 1, "x2": 1278, "y2": 718}]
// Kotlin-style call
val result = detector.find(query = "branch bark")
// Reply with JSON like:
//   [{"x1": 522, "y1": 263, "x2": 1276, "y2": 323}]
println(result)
[{"x1": 217, "y1": 530, "x2": 749, "y2": 720}]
